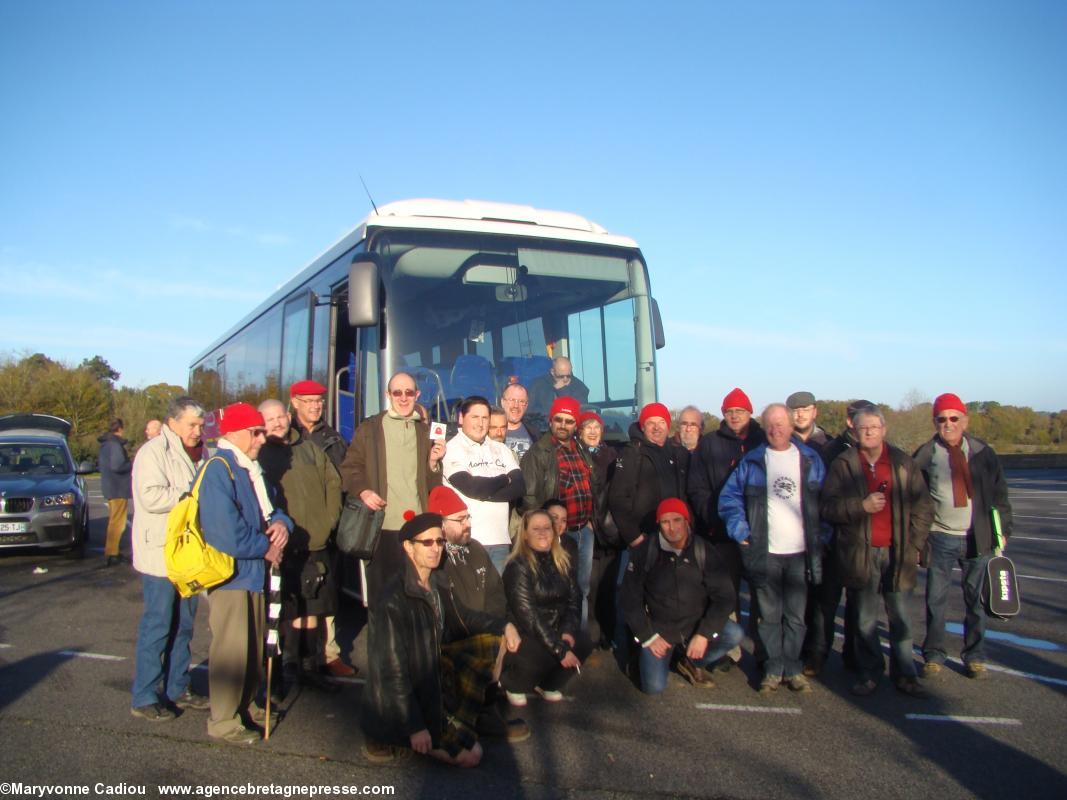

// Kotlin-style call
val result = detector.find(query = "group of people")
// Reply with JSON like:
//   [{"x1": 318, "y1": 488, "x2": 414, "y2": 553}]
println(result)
[{"x1": 118, "y1": 358, "x2": 1013, "y2": 767}]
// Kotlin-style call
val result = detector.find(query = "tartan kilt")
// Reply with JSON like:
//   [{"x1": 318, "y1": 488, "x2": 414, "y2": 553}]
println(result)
[{"x1": 440, "y1": 632, "x2": 501, "y2": 737}]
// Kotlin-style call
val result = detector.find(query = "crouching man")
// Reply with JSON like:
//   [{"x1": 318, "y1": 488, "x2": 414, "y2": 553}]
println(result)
[
  {"x1": 361, "y1": 511, "x2": 522, "y2": 766},
  {"x1": 621, "y1": 498, "x2": 744, "y2": 694}
]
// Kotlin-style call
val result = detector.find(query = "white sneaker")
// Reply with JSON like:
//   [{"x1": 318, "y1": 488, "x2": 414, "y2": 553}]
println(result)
[
  {"x1": 535, "y1": 687, "x2": 563, "y2": 702},
  {"x1": 505, "y1": 691, "x2": 528, "y2": 707}
]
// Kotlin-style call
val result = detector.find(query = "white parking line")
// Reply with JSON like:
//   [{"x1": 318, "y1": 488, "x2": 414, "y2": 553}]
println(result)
[
  {"x1": 57, "y1": 650, "x2": 125, "y2": 661},
  {"x1": 951, "y1": 567, "x2": 1067, "y2": 583},
  {"x1": 905, "y1": 714, "x2": 1021, "y2": 726},
  {"x1": 1013, "y1": 515, "x2": 1067, "y2": 520},
  {"x1": 696, "y1": 704, "x2": 802, "y2": 715},
  {"x1": 0, "y1": 643, "x2": 12, "y2": 649},
  {"x1": 1011, "y1": 536, "x2": 1065, "y2": 542}
]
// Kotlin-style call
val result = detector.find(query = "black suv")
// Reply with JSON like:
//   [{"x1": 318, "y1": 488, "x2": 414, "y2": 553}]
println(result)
[{"x1": 0, "y1": 414, "x2": 91, "y2": 557}]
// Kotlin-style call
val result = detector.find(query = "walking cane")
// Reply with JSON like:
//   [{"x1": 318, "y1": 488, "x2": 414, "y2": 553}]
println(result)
[{"x1": 265, "y1": 563, "x2": 282, "y2": 740}]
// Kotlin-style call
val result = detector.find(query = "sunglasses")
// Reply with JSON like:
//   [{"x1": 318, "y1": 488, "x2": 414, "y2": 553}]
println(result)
[
  {"x1": 411, "y1": 537, "x2": 446, "y2": 547},
  {"x1": 390, "y1": 389, "x2": 417, "y2": 398},
  {"x1": 551, "y1": 416, "x2": 577, "y2": 425},
  {"x1": 935, "y1": 415, "x2": 961, "y2": 424}
]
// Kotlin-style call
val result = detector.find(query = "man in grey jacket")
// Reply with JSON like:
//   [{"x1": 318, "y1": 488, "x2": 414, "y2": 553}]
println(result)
[{"x1": 129, "y1": 397, "x2": 209, "y2": 722}]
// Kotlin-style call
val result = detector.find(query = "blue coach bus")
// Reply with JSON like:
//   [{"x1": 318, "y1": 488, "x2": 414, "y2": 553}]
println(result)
[{"x1": 189, "y1": 198, "x2": 665, "y2": 440}]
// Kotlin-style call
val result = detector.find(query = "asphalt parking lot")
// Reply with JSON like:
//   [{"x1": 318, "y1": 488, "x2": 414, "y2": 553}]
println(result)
[{"x1": 1, "y1": 471, "x2": 1065, "y2": 799}]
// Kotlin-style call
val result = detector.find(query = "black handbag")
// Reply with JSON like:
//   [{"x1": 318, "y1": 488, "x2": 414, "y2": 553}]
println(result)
[
  {"x1": 983, "y1": 508, "x2": 1020, "y2": 620},
  {"x1": 335, "y1": 496, "x2": 385, "y2": 560}
]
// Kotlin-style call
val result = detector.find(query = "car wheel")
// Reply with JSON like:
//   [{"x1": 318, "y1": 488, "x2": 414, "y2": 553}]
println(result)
[{"x1": 65, "y1": 510, "x2": 88, "y2": 560}]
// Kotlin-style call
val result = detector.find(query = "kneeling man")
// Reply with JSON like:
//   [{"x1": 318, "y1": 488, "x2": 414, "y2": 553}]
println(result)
[{"x1": 621, "y1": 498, "x2": 743, "y2": 694}]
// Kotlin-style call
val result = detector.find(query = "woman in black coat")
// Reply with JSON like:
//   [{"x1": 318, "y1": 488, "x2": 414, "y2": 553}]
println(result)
[{"x1": 501, "y1": 510, "x2": 591, "y2": 706}]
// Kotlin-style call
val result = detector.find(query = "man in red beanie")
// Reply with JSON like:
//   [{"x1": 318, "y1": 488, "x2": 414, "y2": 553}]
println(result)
[
  {"x1": 287, "y1": 379, "x2": 355, "y2": 678},
  {"x1": 520, "y1": 395, "x2": 601, "y2": 632},
  {"x1": 428, "y1": 485, "x2": 529, "y2": 743},
  {"x1": 430, "y1": 486, "x2": 506, "y2": 618},
  {"x1": 608, "y1": 402, "x2": 689, "y2": 659},
  {"x1": 198, "y1": 402, "x2": 293, "y2": 744},
  {"x1": 913, "y1": 393, "x2": 1013, "y2": 681},
  {"x1": 288, "y1": 380, "x2": 347, "y2": 472},
  {"x1": 620, "y1": 498, "x2": 743, "y2": 694},
  {"x1": 688, "y1": 387, "x2": 767, "y2": 664}
]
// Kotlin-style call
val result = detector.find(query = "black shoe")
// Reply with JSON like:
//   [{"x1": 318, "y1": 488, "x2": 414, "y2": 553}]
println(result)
[
  {"x1": 131, "y1": 703, "x2": 175, "y2": 722},
  {"x1": 172, "y1": 689, "x2": 210, "y2": 711}
]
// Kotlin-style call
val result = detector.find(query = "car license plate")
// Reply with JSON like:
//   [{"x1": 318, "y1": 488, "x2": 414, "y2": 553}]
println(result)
[{"x1": 0, "y1": 522, "x2": 28, "y2": 533}]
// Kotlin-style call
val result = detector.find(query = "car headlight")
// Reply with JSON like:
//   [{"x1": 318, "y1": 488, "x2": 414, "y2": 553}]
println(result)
[{"x1": 40, "y1": 493, "x2": 77, "y2": 507}]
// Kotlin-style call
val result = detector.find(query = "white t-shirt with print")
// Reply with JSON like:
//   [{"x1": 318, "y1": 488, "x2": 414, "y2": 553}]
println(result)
[
  {"x1": 443, "y1": 431, "x2": 519, "y2": 548},
  {"x1": 765, "y1": 444, "x2": 805, "y2": 555}
]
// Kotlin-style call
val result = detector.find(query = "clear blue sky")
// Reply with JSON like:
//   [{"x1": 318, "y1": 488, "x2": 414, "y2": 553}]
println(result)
[{"x1": 3, "y1": 1, "x2": 1065, "y2": 413}]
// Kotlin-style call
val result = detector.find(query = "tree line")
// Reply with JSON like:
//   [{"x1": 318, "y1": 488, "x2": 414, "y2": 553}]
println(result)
[
  {"x1": 1, "y1": 351, "x2": 1064, "y2": 461},
  {"x1": 0, "y1": 352, "x2": 185, "y2": 462}
]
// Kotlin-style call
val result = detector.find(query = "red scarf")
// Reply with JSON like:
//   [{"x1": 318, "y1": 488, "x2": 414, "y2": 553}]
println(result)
[{"x1": 941, "y1": 437, "x2": 973, "y2": 508}]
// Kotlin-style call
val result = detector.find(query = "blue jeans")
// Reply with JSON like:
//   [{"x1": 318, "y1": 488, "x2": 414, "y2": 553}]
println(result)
[
  {"x1": 639, "y1": 620, "x2": 744, "y2": 694},
  {"x1": 754, "y1": 553, "x2": 808, "y2": 680},
  {"x1": 923, "y1": 531, "x2": 991, "y2": 666},
  {"x1": 484, "y1": 544, "x2": 512, "y2": 577},
  {"x1": 565, "y1": 525, "x2": 594, "y2": 628},
  {"x1": 849, "y1": 547, "x2": 917, "y2": 681},
  {"x1": 132, "y1": 574, "x2": 199, "y2": 708}
]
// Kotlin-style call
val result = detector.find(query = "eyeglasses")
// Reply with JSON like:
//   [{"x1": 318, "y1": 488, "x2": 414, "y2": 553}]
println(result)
[
  {"x1": 856, "y1": 425, "x2": 883, "y2": 434},
  {"x1": 251, "y1": 429, "x2": 267, "y2": 438},
  {"x1": 935, "y1": 415, "x2": 961, "y2": 424},
  {"x1": 294, "y1": 397, "x2": 324, "y2": 405},
  {"x1": 411, "y1": 537, "x2": 446, "y2": 547},
  {"x1": 679, "y1": 422, "x2": 701, "y2": 428},
  {"x1": 551, "y1": 416, "x2": 577, "y2": 425},
  {"x1": 390, "y1": 389, "x2": 417, "y2": 398},
  {"x1": 445, "y1": 514, "x2": 471, "y2": 524}
]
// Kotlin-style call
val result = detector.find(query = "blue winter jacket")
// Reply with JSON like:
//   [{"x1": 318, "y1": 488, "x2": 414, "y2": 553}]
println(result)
[
  {"x1": 717, "y1": 441, "x2": 828, "y2": 587},
  {"x1": 197, "y1": 449, "x2": 292, "y2": 592}
]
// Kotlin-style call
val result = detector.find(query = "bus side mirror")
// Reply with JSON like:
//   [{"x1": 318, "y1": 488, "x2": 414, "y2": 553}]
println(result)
[
  {"x1": 348, "y1": 255, "x2": 381, "y2": 327},
  {"x1": 651, "y1": 297, "x2": 666, "y2": 350}
]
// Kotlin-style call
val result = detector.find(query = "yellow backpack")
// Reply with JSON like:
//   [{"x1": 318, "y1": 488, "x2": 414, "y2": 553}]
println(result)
[{"x1": 165, "y1": 456, "x2": 236, "y2": 598}]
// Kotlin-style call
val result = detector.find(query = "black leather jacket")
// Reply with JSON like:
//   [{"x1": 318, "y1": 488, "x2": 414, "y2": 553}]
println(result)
[
  {"x1": 503, "y1": 550, "x2": 580, "y2": 660},
  {"x1": 360, "y1": 559, "x2": 503, "y2": 748}
]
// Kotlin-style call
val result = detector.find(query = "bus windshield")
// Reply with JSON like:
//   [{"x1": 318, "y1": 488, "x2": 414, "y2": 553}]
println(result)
[{"x1": 372, "y1": 229, "x2": 647, "y2": 436}]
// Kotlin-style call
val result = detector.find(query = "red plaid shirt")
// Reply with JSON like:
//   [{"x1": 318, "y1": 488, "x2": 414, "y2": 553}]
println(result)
[{"x1": 555, "y1": 438, "x2": 593, "y2": 528}]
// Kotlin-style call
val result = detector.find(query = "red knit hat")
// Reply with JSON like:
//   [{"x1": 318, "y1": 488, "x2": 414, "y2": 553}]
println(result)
[
  {"x1": 932, "y1": 393, "x2": 967, "y2": 418},
  {"x1": 578, "y1": 410, "x2": 604, "y2": 429},
  {"x1": 290, "y1": 379, "x2": 327, "y2": 396},
  {"x1": 656, "y1": 497, "x2": 691, "y2": 523},
  {"x1": 721, "y1": 387, "x2": 753, "y2": 414},
  {"x1": 549, "y1": 396, "x2": 580, "y2": 420},
  {"x1": 218, "y1": 402, "x2": 265, "y2": 434},
  {"x1": 427, "y1": 486, "x2": 468, "y2": 517},
  {"x1": 639, "y1": 402, "x2": 671, "y2": 429}
]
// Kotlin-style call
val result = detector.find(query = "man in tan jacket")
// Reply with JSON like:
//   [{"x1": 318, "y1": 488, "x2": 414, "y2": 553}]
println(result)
[
  {"x1": 130, "y1": 396, "x2": 210, "y2": 721},
  {"x1": 340, "y1": 372, "x2": 445, "y2": 603}
]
